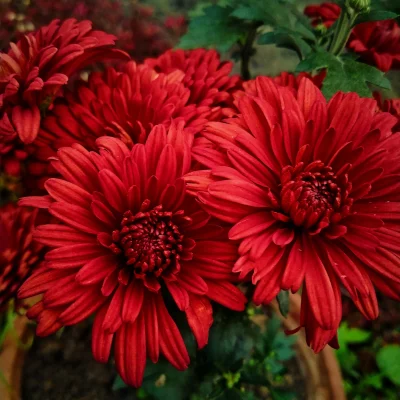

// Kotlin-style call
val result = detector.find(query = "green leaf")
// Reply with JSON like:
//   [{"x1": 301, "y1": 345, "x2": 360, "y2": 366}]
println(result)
[
  {"x1": 276, "y1": 290, "x2": 290, "y2": 318},
  {"x1": 215, "y1": 388, "x2": 245, "y2": 400},
  {"x1": 270, "y1": 389, "x2": 297, "y2": 400},
  {"x1": 178, "y1": 5, "x2": 246, "y2": 52},
  {"x1": 265, "y1": 358, "x2": 285, "y2": 375},
  {"x1": 336, "y1": 349, "x2": 359, "y2": 377},
  {"x1": 188, "y1": 0, "x2": 232, "y2": 18},
  {"x1": 338, "y1": 322, "x2": 371, "y2": 345},
  {"x1": 230, "y1": 0, "x2": 315, "y2": 36},
  {"x1": 273, "y1": 333, "x2": 296, "y2": 361},
  {"x1": 355, "y1": 10, "x2": 398, "y2": 24},
  {"x1": 361, "y1": 373, "x2": 383, "y2": 390},
  {"x1": 257, "y1": 32, "x2": 277, "y2": 44},
  {"x1": 230, "y1": 0, "x2": 282, "y2": 25},
  {"x1": 336, "y1": 322, "x2": 370, "y2": 375},
  {"x1": 141, "y1": 360, "x2": 195, "y2": 400},
  {"x1": 377, "y1": 345, "x2": 400, "y2": 386},
  {"x1": 296, "y1": 49, "x2": 391, "y2": 99},
  {"x1": 231, "y1": 5, "x2": 265, "y2": 23},
  {"x1": 112, "y1": 375, "x2": 128, "y2": 391},
  {"x1": 258, "y1": 28, "x2": 312, "y2": 58},
  {"x1": 205, "y1": 312, "x2": 255, "y2": 370}
]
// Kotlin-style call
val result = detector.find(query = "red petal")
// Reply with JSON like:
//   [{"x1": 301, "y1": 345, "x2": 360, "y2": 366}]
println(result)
[
  {"x1": 186, "y1": 295, "x2": 213, "y2": 349},
  {"x1": 98, "y1": 169, "x2": 127, "y2": 213},
  {"x1": 144, "y1": 293, "x2": 159, "y2": 363},
  {"x1": 206, "y1": 281, "x2": 246, "y2": 311},
  {"x1": 303, "y1": 238, "x2": 338, "y2": 330},
  {"x1": 102, "y1": 285, "x2": 125, "y2": 333},
  {"x1": 166, "y1": 281, "x2": 189, "y2": 311},
  {"x1": 122, "y1": 281, "x2": 144, "y2": 323},
  {"x1": 156, "y1": 295, "x2": 190, "y2": 370},
  {"x1": 92, "y1": 305, "x2": 114, "y2": 363},
  {"x1": 12, "y1": 105, "x2": 40, "y2": 144}
]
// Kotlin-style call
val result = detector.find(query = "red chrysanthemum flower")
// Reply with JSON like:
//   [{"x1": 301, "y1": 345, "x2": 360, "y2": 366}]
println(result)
[
  {"x1": 349, "y1": 19, "x2": 400, "y2": 72},
  {"x1": 11, "y1": 60, "x2": 209, "y2": 193},
  {"x1": 0, "y1": 18, "x2": 128, "y2": 177},
  {"x1": 304, "y1": 2, "x2": 341, "y2": 28},
  {"x1": 39, "y1": 60, "x2": 206, "y2": 150},
  {"x1": 145, "y1": 49, "x2": 241, "y2": 112},
  {"x1": 0, "y1": 203, "x2": 43, "y2": 310},
  {"x1": 186, "y1": 77, "x2": 400, "y2": 352},
  {"x1": 18, "y1": 123, "x2": 246, "y2": 387}
]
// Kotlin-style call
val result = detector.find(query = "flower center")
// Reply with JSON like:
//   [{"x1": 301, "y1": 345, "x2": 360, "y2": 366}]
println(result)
[
  {"x1": 110, "y1": 205, "x2": 183, "y2": 280},
  {"x1": 280, "y1": 162, "x2": 352, "y2": 230}
]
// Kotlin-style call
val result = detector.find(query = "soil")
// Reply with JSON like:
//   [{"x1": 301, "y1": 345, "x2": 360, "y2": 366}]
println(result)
[{"x1": 21, "y1": 321, "x2": 131, "y2": 400}]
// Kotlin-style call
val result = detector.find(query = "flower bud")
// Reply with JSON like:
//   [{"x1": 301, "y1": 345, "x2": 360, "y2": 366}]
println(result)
[{"x1": 347, "y1": 0, "x2": 371, "y2": 13}]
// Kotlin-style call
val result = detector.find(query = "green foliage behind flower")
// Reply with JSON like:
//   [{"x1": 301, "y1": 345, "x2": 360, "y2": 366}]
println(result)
[
  {"x1": 178, "y1": 0, "x2": 398, "y2": 98},
  {"x1": 113, "y1": 308, "x2": 299, "y2": 400}
]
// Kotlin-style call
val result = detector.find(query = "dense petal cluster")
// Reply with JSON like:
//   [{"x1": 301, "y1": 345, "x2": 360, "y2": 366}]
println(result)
[
  {"x1": 305, "y1": 3, "x2": 400, "y2": 72},
  {"x1": 39, "y1": 60, "x2": 206, "y2": 150},
  {"x1": 18, "y1": 123, "x2": 246, "y2": 386},
  {"x1": 0, "y1": 18, "x2": 128, "y2": 177},
  {"x1": 187, "y1": 77, "x2": 400, "y2": 352},
  {"x1": 0, "y1": 203, "x2": 43, "y2": 309},
  {"x1": 240, "y1": 71, "x2": 325, "y2": 99},
  {"x1": 145, "y1": 49, "x2": 241, "y2": 112},
  {"x1": 11, "y1": 59, "x2": 210, "y2": 193}
]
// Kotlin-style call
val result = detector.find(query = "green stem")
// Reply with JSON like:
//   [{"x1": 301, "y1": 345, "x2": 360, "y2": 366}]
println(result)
[
  {"x1": 328, "y1": 6, "x2": 358, "y2": 56},
  {"x1": 240, "y1": 25, "x2": 259, "y2": 81}
]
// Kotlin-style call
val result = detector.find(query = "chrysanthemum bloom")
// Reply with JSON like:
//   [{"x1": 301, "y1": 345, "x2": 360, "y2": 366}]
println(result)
[
  {"x1": 0, "y1": 18, "x2": 129, "y2": 177},
  {"x1": 186, "y1": 77, "x2": 400, "y2": 352},
  {"x1": 349, "y1": 19, "x2": 400, "y2": 72},
  {"x1": 304, "y1": 2, "x2": 340, "y2": 28},
  {"x1": 38, "y1": 60, "x2": 206, "y2": 151},
  {"x1": 18, "y1": 123, "x2": 246, "y2": 386},
  {"x1": 10, "y1": 60, "x2": 209, "y2": 193},
  {"x1": 0, "y1": 203, "x2": 43, "y2": 310},
  {"x1": 145, "y1": 49, "x2": 241, "y2": 112}
]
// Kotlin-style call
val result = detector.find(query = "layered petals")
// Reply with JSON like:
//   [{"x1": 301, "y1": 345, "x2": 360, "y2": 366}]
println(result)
[
  {"x1": 18, "y1": 123, "x2": 245, "y2": 386},
  {"x1": 189, "y1": 76, "x2": 400, "y2": 352},
  {"x1": 0, "y1": 203, "x2": 44, "y2": 309}
]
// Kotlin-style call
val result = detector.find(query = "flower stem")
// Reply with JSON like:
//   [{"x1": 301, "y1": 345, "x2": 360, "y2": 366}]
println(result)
[
  {"x1": 328, "y1": 5, "x2": 358, "y2": 56},
  {"x1": 240, "y1": 25, "x2": 259, "y2": 80}
]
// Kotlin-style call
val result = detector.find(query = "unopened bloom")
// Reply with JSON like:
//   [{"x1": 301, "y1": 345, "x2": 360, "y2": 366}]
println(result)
[
  {"x1": 19, "y1": 123, "x2": 246, "y2": 386},
  {"x1": 0, "y1": 203, "x2": 43, "y2": 310},
  {"x1": 187, "y1": 77, "x2": 400, "y2": 352}
]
